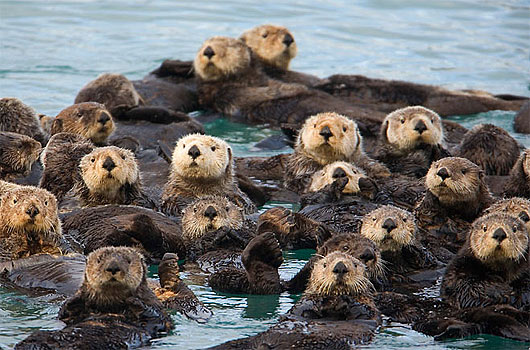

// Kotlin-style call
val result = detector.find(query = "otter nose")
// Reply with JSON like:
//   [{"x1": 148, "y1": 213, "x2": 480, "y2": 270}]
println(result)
[
  {"x1": 414, "y1": 120, "x2": 427, "y2": 134},
  {"x1": 382, "y1": 218, "x2": 397, "y2": 233},
  {"x1": 203, "y1": 46, "x2": 215, "y2": 59},
  {"x1": 98, "y1": 112, "x2": 111, "y2": 125},
  {"x1": 283, "y1": 33, "x2": 294, "y2": 47},
  {"x1": 26, "y1": 205, "x2": 39, "y2": 218},
  {"x1": 332, "y1": 167, "x2": 347, "y2": 179},
  {"x1": 204, "y1": 206, "x2": 218, "y2": 220},
  {"x1": 492, "y1": 228, "x2": 507, "y2": 242},
  {"x1": 106, "y1": 261, "x2": 121, "y2": 275},
  {"x1": 437, "y1": 167, "x2": 450, "y2": 180},
  {"x1": 102, "y1": 157, "x2": 116, "y2": 171},
  {"x1": 519, "y1": 211, "x2": 529, "y2": 223},
  {"x1": 332, "y1": 261, "x2": 348, "y2": 275},
  {"x1": 319, "y1": 126, "x2": 333, "y2": 141},
  {"x1": 359, "y1": 248, "x2": 376, "y2": 263},
  {"x1": 188, "y1": 145, "x2": 201, "y2": 160}
]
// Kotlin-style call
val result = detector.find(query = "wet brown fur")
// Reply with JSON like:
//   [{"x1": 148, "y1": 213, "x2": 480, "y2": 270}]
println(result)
[
  {"x1": 503, "y1": 149, "x2": 530, "y2": 198},
  {"x1": 0, "y1": 131, "x2": 41, "y2": 181},
  {"x1": 0, "y1": 97, "x2": 47, "y2": 145}
]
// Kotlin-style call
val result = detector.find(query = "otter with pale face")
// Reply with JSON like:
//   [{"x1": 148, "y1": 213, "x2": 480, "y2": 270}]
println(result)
[
  {"x1": 441, "y1": 213, "x2": 529, "y2": 309},
  {"x1": 50, "y1": 102, "x2": 115, "y2": 145},
  {"x1": 503, "y1": 149, "x2": 530, "y2": 198},
  {"x1": 0, "y1": 132, "x2": 41, "y2": 181},
  {"x1": 161, "y1": 134, "x2": 255, "y2": 215},
  {"x1": 309, "y1": 161, "x2": 376, "y2": 196},
  {"x1": 485, "y1": 198, "x2": 530, "y2": 233},
  {"x1": 285, "y1": 112, "x2": 390, "y2": 193},
  {"x1": 0, "y1": 97, "x2": 47, "y2": 145}
]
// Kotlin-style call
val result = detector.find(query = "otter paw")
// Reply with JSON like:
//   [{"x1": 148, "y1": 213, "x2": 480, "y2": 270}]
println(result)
[
  {"x1": 258, "y1": 207, "x2": 295, "y2": 234},
  {"x1": 158, "y1": 253, "x2": 180, "y2": 288},
  {"x1": 242, "y1": 232, "x2": 283, "y2": 269}
]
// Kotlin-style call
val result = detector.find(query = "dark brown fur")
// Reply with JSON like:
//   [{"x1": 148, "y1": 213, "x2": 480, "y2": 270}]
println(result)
[
  {"x1": 514, "y1": 101, "x2": 530, "y2": 134},
  {"x1": 0, "y1": 132, "x2": 41, "y2": 181},
  {"x1": 0, "y1": 97, "x2": 47, "y2": 145},
  {"x1": 503, "y1": 149, "x2": 530, "y2": 198}
]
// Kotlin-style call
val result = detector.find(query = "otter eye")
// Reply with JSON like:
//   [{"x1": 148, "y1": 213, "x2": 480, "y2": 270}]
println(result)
[
  {"x1": 372, "y1": 217, "x2": 376, "y2": 221},
  {"x1": 44, "y1": 200, "x2": 48, "y2": 206},
  {"x1": 323, "y1": 263, "x2": 327, "y2": 268},
  {"x1": 211, "y1": 146, "x2": 216, "y2": 152},
  {"x1": 400, "y1": 118, "x2": 405, "y2": 124},
  {"x1": 461, "y1": 169, "x2": 467, "y2": 175},
  {"x1": 91, "y1": 158, "x2": 95, "y2": 163},
  {"x1": 343, "y1": 127, "x2": 347, "y2": 132},
  {"x1": 182, "y1": 144, "x2": 185, "y2": 148},
  {"x1": 431, "y1": 118, "x2": 434, "y2": 123},
  {"x1": 483, "y1": 226, "x2": 487, "y2": 232},
  {"x1": 13, "y1": 199, "x2": 17, "y2": 204},
  {"x1": 121, "y1": 155, "x2": 126, "y2": 160},
  {"x1": 126, "y1": 258, "x2": 131, "y2": 264},
  {"x1": 314, "y1": 124, "x2": 317, "y2": 128},
  {"x1": 225, "y1": 206, "x2": 230, "y2": 211},
  {"x1": 193, "y1": 207, "x2": 197, "y2": 213},
  {"x1": 343, "y1": 245, "x2": 349, "y2": 251},
  {"x1": 403, "y1": 217, "x2": 407, "y2": 223},
  {"x1": 512, "y1": 226, "x2": 517, "y2": 233},
  {"x1": 17, "y1": 143, "x2": 24, "y2": 149},
  {"x1": 262, "y1": 32, "x2": 268, "y2": 38}
]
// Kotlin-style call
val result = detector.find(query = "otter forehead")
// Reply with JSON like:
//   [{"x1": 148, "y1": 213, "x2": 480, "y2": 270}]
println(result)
[
  {"x1": 85, "y1": 246, "x2": 145, "y2": 286},
  {"x1": 486, "y1": 198, "x2": 530, "y2": 232},
  {"x1": 194, "y1": 36, "x2": 251, "y2": 81},
  {"x1": 240, "y1": 24, "x2": 297, "y2": 69},
  {"x1": 1, "y1": 186, "x2": 57, "y2": 208}
]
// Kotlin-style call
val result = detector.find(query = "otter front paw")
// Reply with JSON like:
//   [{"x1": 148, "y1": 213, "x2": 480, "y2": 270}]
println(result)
[
  {"x1": 242, "y1": 232, "x2": 283, "y2": 269},
  {"x1": 258, "y1": 207, "x2": 295, "y2": 235}
]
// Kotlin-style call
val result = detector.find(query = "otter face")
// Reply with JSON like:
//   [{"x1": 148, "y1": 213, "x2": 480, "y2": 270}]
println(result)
[
  {"x1": 75, "y1": 73, "x2": 142, "y2": 111},
  {"x1": 193, "y1": 36, "x2": 251, "y2": 82},
  {"x1": 382, "y1": 106, "x2": 443, "y2": 152},
  {"x1": 0, "y1": 132, "x2": 42, "y2": 178},
  {"x1": 240, "y1": 24, "x2": 297, "y2": 70},
  {"x1": 181, "y1": 196, "x2": 244, "y2": 240},
  {"x1": 426, "y1": 157, "x2": 484, "y2": 204},
  {"x1": 521, "y1": 149, "x2": 530, "y2": 180},
  {"x1": 361, "y1": 206, "x2": 416, "y2": 252},
  {"x1": 299, "y1": 113, "x2": 362, "y2": 165},
  {"x1": 309, "y1": 161, "x2": 375, "y2": 195},
  {"x1": 0, "y1": 186, "x2": 59, "y2": 236},
  {"x1": 172, "y1": 134, "x2": 232, "y2": 180},
  {"x1": 307, "y1": 252, "x2": 373, "y2": 297},
  {"x1": 485, "y1": 198, "x2": 530, "y2": 233},
  {"x1": 470, "y1": 213, "x2": 528, "y2": 264},
  {"x1": 79, "y1": 146, "x2": 139, "y2": 195},
  {"x1": 85, "y1": 247, "x2": 145, "y2": 303}
]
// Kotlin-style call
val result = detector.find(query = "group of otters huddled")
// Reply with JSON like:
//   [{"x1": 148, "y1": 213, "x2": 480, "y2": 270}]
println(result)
[{"x1": 1, "y1": 24, "x2": 530, "y2": 349}]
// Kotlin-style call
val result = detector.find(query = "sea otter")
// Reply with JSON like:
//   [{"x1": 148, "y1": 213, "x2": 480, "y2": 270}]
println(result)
[
  {"x1": 514, "y1": 101, "x2": 530, "y2": 134},
  {"x1": 160, "y1": 133, "x2": 256, "y2": 215},
  {"x1": 0, "y1": 97, "x2": 47, "y2": 145},
  {"x1": 503, "y1": 148, "x2": 530, "y2": 198},
  {"x1": 0, "y1": 131, "x2": 42, "y2": 181}
]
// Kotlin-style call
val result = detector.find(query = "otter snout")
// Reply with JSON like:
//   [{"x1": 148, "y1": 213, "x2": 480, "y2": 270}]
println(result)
[
  {"x1": 382, "y1": 218, "x2": 397, "y2": 233},
  {"x1": 492, "y1": 228, "x2": 507, "y2": 242},
  {"x1": 332, "y1": 167, "x2": 347, "y2": 179},
  {"x1": 203, "y1": 46, "x2": 215, "y2": 59},
  {"x1": 204, "y1": 205, "x2": 218, "y2": 220},
  {"x1": 414, "y1": 120, "x2": 427, "y2": 134},
  {"x1": 437, "y1": 167, "x2": 450, "y2": 180},
  {"x1": 102, "y1": 156, "x2": 116, "y2": 172},
  {"x1": 25, "y1": 205, "x2": 39, "y2": 219},
  {"x1": 97, "y1": 112, "x2": 111, "y2": 125},
  {"x1": 105, "y1": 260, "x2": 122, "y2": 275},
  {"x1": 188, "y1": 145, "x2": 201, "y2": 160},
  {"x1": 319, "y1": 126, "x2": 333, "y2": 141},
  {"x1": 332, "y1": 261, "x2": 348, "y2": 275},
  {"x1": 359, "y1": 248, "x2": 376, "y2": 263},
  {"x1": 283, "y1": 33, "x2": 294, "y2": 47}
]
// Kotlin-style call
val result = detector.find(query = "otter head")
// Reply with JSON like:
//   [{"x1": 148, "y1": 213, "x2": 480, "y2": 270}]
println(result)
[
  {"x1": 317, "y1": 233, "x2": 384, "y2": 282},
  {"x1": 426, "y1": 157, "x2": 486, "y2": 205},
  {"x1": 51, "y1": 102, "x2": 115, "y2": 145},
  {"x1": 361, "y1": 206, "x2": 416, "y2": 252},
  {"x1": 84, "y1": 246, "x2": 146, "y2": 306},
  {"x1": 181, "y1": 196, "x2": 244, "y2": 240},
  {"x1": 381, "y1": 106, "x2": 443, "y2": 153},
  {"x1": 485, "y1": 198, "x2": 530, "y2": 233},
  {"x1": 0, "y1": 186, "x2": 60, "y2": 238},
  {"x1": 193, "y1": 36, "x2": 252, "y2": 82},
  {"x1": 298, "y1": 112, "x2": 362, "y2": 165},
  {"x1": 172, "y1": 134, "x2": 232, "y2": 180},
  {"x1": 240, "y1": 24, "x2": 297, "y2": 70},
  {"x1": 0, "y1": 132, "x2": 42, "y2": 179},
  {"x1": 79, "y1": 146, "x2": 139, "y2": 196},
  {"x1": 306, "y1": 252, "x2": 373, "y2": 297},
  {"x1": 470, "y1": 213, "x2": 528, "y2": 266},
  {"x1": 309, "y1": 161, "x2": 376, "y2": 197}
]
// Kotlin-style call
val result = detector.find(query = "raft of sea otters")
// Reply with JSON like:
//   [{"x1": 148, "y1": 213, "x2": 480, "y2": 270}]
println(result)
[{"x1": 1, "y1": 24, "x2": 529, "y2": 349}]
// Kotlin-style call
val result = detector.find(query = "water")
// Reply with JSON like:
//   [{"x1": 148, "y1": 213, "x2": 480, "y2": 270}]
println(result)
[{"x1": 1, "y1": 1, "x2": 529, "y2": 349}]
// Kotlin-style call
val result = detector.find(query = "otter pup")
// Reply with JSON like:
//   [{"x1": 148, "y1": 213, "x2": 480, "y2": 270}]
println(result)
[
  {"x1": 0, "y1": 97, "x2": 47, "y2": 145},
  {"x1": 376, "y1": 106, "x2": 450, "y2": 177},
  {"x1": 72, "y1": 146, "x2": 154, "y2": 208},
  {"x1": 0, "y1": 131, "x2": 41, "y2": 181},
  {"x1": 456, "y1": 124, "x2": 521, "y2": 175},
  {"x1": 485, "y1": 197, "x2": 530, "y2": 232},
  {"x1": 50, "y1": 102, "x2": 115, "y2": 145},
  {"x1": 284, "y1": 112, "x2": 390, "y2": 194},
  {"x1": 161, "y1": 133, "x2": 256, "y2": 215},
  {"x1": 503, "y1": 148, "x2": 530, "y2": 198},
  {"x1": 309, "y1": 161, "x2": 377, "y2": 197}
]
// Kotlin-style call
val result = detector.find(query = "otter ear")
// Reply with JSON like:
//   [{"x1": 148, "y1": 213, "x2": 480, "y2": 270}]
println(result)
[
  {"x1": 380, "y1": 120, "x2": 389, "y2": 142},
  {"x1": 50, "y1": 118, "x2": 63, "y2": 135}
]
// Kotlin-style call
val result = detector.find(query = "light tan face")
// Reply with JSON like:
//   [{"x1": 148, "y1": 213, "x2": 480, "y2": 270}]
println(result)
[
  {"x1": 485, "y1": 198, "x2": 530, "y2": 233},
  {"x1": 181, "y1": 196, "x2": 244, "y2": 240},
  {"x1": 80, "y1": 146, "x2": 139, "y2": 195},
  {"x1": 85, "y1": 246, "x2": 145, "y2": 297},
  {"x1": 382, "y1": 106, "x2": 443, "y2": 152},
  {"x1": 361, "y1": 206, "x2": 416, "y2": 252},
  {"x1": 470, "y1": 213, "x2": 528, "y2": 264},
  {"x1": 193, "y1": 36, "x2": 251, "y2": 82},
  {"x1": 0, "y1": 131, "x2": 42, "y2": 178},
  {"x1": 172, "y1": 134, "x2": 231, "y2": 180},
  {"x1": 0, "y1": 186, "x2": 59, "y2": 235},
  {"x1": 299, "y1": 112, "x2": 362, "y2": 165},
  {"x1": 310, "y1": 161, "x2": 373, "y2": 195},
  {"x1": 307, "y1": 252, "x2": 372, "y2": 297},
  {"x1": 240, "y1": 24, "x2": 297, "y2": 70},
  {"x1": 426, "y1": 157, "x2": 484, "y2": 204}
]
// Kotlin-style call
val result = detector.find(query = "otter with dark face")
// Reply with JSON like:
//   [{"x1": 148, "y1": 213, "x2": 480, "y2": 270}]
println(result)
[
  {"x1": 0, "y1": 131, "x2": 41, "y2": 181},
  {"x1": 161, "y1": 134, "x2": 255, "y2": 215},
  {"x1": 485, "y1": 197, "x2": 530, "y2": 233},
  {"x1": 0, "y1": 97, "x2": 47, "y2": 145},
  {"x1": 503, "y1": 148, "x2": 530, "y2": 198},
  {"x1": 50, "y1": 102, "x2": 115, "y2": 145}
]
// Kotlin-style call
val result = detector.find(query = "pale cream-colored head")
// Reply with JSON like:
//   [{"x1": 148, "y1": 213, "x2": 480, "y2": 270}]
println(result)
[
  {"x1": 298, "y1": 112, "x2": 362, "y2": 165},
  {"x1": 361, "y1": 206, "x2": 416, "y2": 252},
  {"x1": 85, "y1": 246, "x2": 146, "y2": 306},
  {"x1": 306, "y1": 252, "x2": 373, "y2": 297},
  {"x1": 171, "y1": 134, "x2": 232, "y2": 180},
  {"x1": 75, "y1": 73, "x2": 143, "y2": 111},
  {"x1": 485, "y1": 198, "x2": 530, "y2": 233},
  {"x1": 79, "y1": 146, "x2": 139, "y2": 196},
  {"x1": 181, "y1": 196, "x2": 244, "y2": 240},
  {"x1": 240, "y1": 24, "x2": 297, "y2": 70},
  {"x1": 381, "y1": 106, "x2": 443, "y2": 153},
  {"x1": 193, "y1": 36, "x2": 252, "y2": 82},
  {"x1": 470, "y1": 213, "x2": 528, "y2": 265},
  {"x1": 425, "y1": 157, "x2": 485, "y2": 204},
  {"x1": 309, "y1": 161, "x2": 372, "y2": 195}
]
